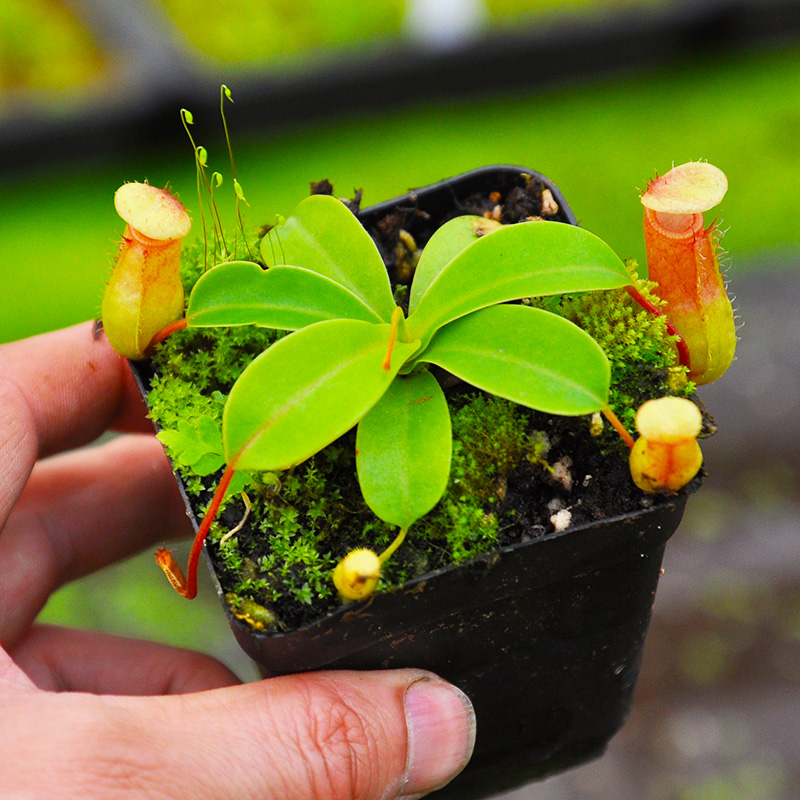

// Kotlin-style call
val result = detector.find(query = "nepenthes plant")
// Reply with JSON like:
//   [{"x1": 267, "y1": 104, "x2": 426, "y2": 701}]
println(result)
[{"x1": 100, "y1": 111, "x2": 734, "y2": 607}]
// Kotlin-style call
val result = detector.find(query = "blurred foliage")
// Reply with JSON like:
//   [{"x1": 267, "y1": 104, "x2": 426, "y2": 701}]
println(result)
[
  {"x1": 2, "y1": 41, "x2": 800, "y2": 344},
  {"x1": 0, "y1": 0, "x2": 104, "y2": 93},
  {"x1": 485, "y1": 0, "x2": 668, "y2": 23},
  {"x1": 677, "y1": 762, "x2": 788, "y2": 800},
  {"x1": 153, "y1": 0, "x2": 405, "y2": 66}
]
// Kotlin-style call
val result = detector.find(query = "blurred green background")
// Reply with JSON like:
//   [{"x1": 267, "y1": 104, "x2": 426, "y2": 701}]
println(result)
[
  {"x1": 2, "y1": 1, "x2": 800, "y2": 798},
  {"x1": 4, "y1": 41, "x2": 800, "y2": 343}
]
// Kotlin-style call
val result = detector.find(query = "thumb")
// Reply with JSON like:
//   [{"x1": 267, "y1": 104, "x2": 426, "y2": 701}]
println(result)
[{"x1": 6, "y1": 669, "x2": 475, "y2": 800}]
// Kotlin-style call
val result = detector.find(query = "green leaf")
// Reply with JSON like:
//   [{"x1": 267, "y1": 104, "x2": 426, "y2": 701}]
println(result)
[
  {"x1": 224, "y1": 319, "x2": 420, "y2": 471},
  {"x1": 356, "y1": 370, "x2": 451, "y2": 529},
  {"x1": 187, "y1": 261, "x2": 383, "y2": 329},
  {"x1": 225, "y1": 470, "x2": 252, "y2": 499},
  {"x1": 260, "y1": 194, "x2": 396, "y2": 321},
  {"x1": 417, "y1": 304, "x2": 610, "y2": 415},
  {"x1": 157, "y1": 415, "x2": 225, "y2": 476},
  {"x1": 407, "y1": 220, "x2": 632, "y2": 347},
  {"x1": 156, "y1": 414, "x2": 253, "y2": 497},
  {"x1": 409, "y1": 216, "x2": 499, "y2": 313}
]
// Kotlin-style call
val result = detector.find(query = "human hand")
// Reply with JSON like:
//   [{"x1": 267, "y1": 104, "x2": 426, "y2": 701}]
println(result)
[{"x1": 0, "y1": 322, "x2": 475, "y2": 799}]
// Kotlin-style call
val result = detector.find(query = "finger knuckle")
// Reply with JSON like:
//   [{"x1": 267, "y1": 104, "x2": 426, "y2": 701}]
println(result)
[{"x1": 292, "y1": 683, "x2": 378, "y2": 800}]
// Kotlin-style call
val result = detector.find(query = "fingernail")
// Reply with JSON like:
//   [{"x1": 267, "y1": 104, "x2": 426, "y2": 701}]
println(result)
[{"x1": 401, "y1": 677, "x2": 476, "y2": 798}]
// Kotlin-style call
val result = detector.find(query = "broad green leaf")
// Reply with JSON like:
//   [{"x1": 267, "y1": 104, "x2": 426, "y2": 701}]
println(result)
[
  {"x1": 409, "y1": 216, "x2": 500, "y2": 313},
  {"x1": 157, "y1": 416, "x2": 225, "y2": 476},
  {"x1": 224, "y1": 319, "x2": 420, "y2": 471},
  {"x1": 356, "y1": 371, "x2": 451, "y2": 529},
  {"x1": 417, "y1": 304, "x2": 610, "y2": 415},
  {"x1": 187, "y1": 261, "x2": 382, "y2": 329},
  {"x1": 407, "y1": 220, "x2": 632, "y2": 347},
  {"x1": 260, "y1": 195, "x2": 395, "y2": 321}
]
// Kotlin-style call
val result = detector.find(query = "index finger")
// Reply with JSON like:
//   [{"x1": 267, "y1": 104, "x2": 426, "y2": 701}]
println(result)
[{"x1": 0, "y1": 321, "x2": 152, "y2": 525}]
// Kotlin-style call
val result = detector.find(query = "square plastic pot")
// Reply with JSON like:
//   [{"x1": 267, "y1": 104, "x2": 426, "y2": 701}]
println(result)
[{"x1": 132, "y1": 165, "x2": 690, "y2": 799}]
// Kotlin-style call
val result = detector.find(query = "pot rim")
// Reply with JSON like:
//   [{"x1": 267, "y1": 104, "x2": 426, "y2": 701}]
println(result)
[{"x1": 356, "y1": 163, "x2": 577, "y2": 227}]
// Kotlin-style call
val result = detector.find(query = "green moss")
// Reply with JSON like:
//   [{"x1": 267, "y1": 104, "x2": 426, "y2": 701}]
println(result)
[{"x1": 403, "y1": 394, "x2": 530, "y2": 566}]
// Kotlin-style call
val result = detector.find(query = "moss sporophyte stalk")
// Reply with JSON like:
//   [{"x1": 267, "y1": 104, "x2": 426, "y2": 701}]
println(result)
[{"x1": 99, "y1": 116, "x2": 734, "y2": 619}]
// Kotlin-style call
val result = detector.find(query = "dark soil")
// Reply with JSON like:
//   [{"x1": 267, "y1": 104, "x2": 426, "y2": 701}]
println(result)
[{"x1": 316, "y1": 169, "x2": 565, "y2": 298}]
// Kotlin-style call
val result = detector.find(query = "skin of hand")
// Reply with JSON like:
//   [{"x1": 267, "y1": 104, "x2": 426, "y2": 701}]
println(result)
[{"x1": 0, "y1": 322, "x2": 476, "y2": 800}]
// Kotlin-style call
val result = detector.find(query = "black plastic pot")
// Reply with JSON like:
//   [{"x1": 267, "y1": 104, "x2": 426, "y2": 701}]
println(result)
[{"x1": 132, "y1": 166, "x2": 690, "y2": 799}]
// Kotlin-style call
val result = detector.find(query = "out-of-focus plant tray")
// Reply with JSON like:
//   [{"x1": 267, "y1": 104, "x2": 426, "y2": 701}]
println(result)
[{"x1": 2, "y1": 0, "x2": 799, "y2": 174}]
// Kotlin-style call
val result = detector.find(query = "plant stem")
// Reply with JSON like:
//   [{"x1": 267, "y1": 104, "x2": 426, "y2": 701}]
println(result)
[
  {"x1": 382, "y1": 306, "x2": 404, "y2": 371},
  {"x1": 602, "y1": 406, "x2": 635, "y2": 449},
  {"x1": 378, "y1": 527, "x2": 408, "y2": 565},
  {"x1": 147, "y1": 317, "x2": 188, "y2": 353},
  {"x1": 220, "y1": 85, "x2": 253, "y2": 261},
  {"x1": 625, "y1": 285, "x2": 691, "y2": 371},
  {"x1": 180, "y1": 109, "x2": 210, "y2": 271}
]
